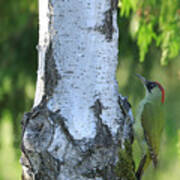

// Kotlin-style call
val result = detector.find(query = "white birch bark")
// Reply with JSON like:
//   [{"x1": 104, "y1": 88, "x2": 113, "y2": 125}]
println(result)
[{"x1": 21, "y1": 0, "x2": 134, "y2": 179}]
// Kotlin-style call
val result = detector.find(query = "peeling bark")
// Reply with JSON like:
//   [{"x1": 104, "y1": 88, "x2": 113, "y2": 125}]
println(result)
[{"x1": 21, "y1": 0, "x2": 135, "y2": 179}]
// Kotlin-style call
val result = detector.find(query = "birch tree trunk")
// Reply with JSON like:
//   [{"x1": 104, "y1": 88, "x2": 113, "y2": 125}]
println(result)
[{"x1": 21, "y1": 0, "x2": 135, "y2": 179}]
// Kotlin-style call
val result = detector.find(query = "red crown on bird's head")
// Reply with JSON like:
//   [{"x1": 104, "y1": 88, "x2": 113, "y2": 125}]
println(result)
[{"x1": 154, "y1": 81, "x2": 165, "y2": 104}]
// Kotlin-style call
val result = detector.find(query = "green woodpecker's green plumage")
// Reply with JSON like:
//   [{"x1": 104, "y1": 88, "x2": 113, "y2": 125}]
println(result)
[{"x1": 135, "y1": 74, "x2": 165, "y2": 180}]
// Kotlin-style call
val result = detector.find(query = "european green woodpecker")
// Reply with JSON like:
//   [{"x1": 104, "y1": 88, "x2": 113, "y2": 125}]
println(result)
[{"x1": 135, "y1": 74, "x2": 165, "y2": 179}]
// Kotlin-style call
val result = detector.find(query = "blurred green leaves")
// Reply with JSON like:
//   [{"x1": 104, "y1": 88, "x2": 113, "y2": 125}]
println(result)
[
  {"x1": 0, "y1": 116, "x2": 21, "y2": 180},
  {"x1": 137, "y1": 23, "x2": 157, "y2": 62},
  {"x1": 119, "y1": 0, "x2": 180, "y2": 65},
  {"x1": 0, "y1": 0, "x2": 37, "y2": 179}
]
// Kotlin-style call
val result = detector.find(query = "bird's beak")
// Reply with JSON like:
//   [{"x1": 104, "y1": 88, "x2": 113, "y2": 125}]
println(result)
[{"x1": 135, "y1": 73, "x2": 147, "y2": 85}]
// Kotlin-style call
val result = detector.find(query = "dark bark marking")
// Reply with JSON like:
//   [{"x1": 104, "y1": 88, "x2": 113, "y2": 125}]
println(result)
[
  {"x1": 48, "y1": 110, "x2": 76, "y2": 146},
  {"x1": 34, "y1": 151, "x2": 61, "y2": 180},
  {"x1": 81, "y1": 164, "x2": 118, "y2": 180},
  {"x1": 91, "y1": 99, "x2": 113, "y2": 148},
  {"x1": 118, "y1": 95, "x2": 134, "y2": 144},
  {"x1": 115, "y1": 95, "x2": 136, "y2": 179},
  {"x1": 95, "y1": 0, "x2": 118, "y2": 42},
  {"x1": 21, "y1": 95, "x2": 48, "y2": 143},
  {"x1": 68, "y1": 99, "x2": 120, "y2": 179},
  {"x1": 44, "y1": 42, "x2": 61, "y2": 97},
  {"x1": 44, "y1": 1, "x2": 61, "y2": 97},
  {"x1": 118, "y1": 96, "x2": 131, "y2": 117},
  {"x1": 21, "y1": 96, "x2": 61, "y2": 180},
  {"x1": 22, "y1": 102, "x2": 54, "y2": 152},
  {"x1": 21, "y1": 151, "x2": 34, "y2": 180},
  {"x1": 111, "y1": 0, "x2": 118, "y2": 10},
  {"x1": 21, "y1": 96, "x2": 49, "y2": 176}
]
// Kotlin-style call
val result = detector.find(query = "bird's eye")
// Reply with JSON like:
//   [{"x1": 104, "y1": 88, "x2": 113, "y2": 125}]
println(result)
[
  {"x1": 146, "y1": 82, "x2": 157, "y2": 92},
  {"x1": 150, "y1": 84, "x2": 155, "y2": 89}
]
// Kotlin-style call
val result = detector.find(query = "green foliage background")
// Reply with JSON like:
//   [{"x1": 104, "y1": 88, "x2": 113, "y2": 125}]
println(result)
[
  {"x1": 0, "y1": 0, "x2": 37, "y2": 179},
  {"x1": 119, "y1": 0, "x2": 180, "y2": 65},
  {"x1": 0, "y1": 0, "x2": 180, "y2": 179}
]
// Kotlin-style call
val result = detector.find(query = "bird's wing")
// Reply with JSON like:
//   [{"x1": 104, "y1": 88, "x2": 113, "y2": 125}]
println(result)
[{"x1": 141, "y1": 102, "x2": 164, "y2": 167}]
